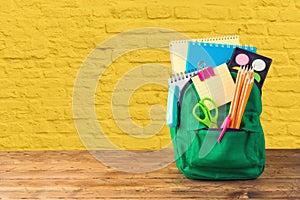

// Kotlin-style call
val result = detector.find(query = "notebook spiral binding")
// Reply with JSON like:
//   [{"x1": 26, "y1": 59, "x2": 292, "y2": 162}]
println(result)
[
  {"x1": 192, "y1": 42, "x2": 255, "y2": 50},
  {"x1": 169, "y1": 69, "x2": 199, "y2": 84},
  {"x1": 169, "y1": 35, "x2": 239, "y2": 47}
]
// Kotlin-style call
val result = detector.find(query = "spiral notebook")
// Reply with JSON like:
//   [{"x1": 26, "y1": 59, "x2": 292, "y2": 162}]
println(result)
[
  {"x1": 166, "y1": 64, "x2": 235, "y2": 126},
  {"x1": 167, "y1": 68, "x2": 213, "y2": 127},
  {"x1": 170, "y1": 35, "x2": 240, "y2": 73},
  {"x1": 186, "y1": 42, "x2": 257, "y2": 72}
]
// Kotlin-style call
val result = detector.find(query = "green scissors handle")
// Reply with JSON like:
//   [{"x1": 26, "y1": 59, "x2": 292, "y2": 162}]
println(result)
[{"x1": 192, "y1": 97, "x2": 218, "y2": 128}]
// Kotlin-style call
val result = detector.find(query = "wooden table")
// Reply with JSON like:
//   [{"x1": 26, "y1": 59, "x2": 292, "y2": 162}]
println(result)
[{"x1": 0, "y1": 150, "x2": 299, "y2": 199}]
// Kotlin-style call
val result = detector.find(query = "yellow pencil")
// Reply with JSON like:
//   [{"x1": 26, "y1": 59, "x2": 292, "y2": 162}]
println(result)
[
  {"x1": 235, "y1": 77, "x2": 254, "y2": 129},
  {"x1": 228, "y1": 66, "x2": 242, "y2": 123},
  {"x1": 230, "y1": 66, "x2": 247, "y2": 128},
  {"x1": 233, "y1": 68, "x2": 251, "y2": 128}
]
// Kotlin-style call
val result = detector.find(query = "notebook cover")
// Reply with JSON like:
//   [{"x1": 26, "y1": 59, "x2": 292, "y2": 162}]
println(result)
[
  {"x1": 170, "y1": 36, "x2": 240, "y2": 73},
  {"x1": 186, "y1": 42, "x2": 257, "y2": 72}
]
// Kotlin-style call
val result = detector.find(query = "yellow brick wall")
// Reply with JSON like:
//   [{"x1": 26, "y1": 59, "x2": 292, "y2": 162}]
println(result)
[{"x1": 0, "y1": 0, "x2": 299, "y2": 150}]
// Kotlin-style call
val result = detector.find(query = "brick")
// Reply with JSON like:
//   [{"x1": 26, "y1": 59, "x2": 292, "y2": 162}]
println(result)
[
  {"x1": 278, "y1": 8, "x2": 300, "y2": 22},
  {"x1": 0, "y1": 135, "x2": 31, "y2": 149},
  {"x1": 39, "y1": 6, "x2": 70, "y2": 18},
  {"x1": 106, "y1": 20, "x2": 212, "y2": 33},
  {"x1": 85, "y1": 20, "x2": 106, "y2": 31},
  {"x1": 0, "y1": 100, "x2": 30, "y2": 111},
  {"x1": 2, "y1": 46, "x2": 25, "y2": 59},
  {"x1": 258, "y1": 50, "x2": 289, "y2": 66},
  {"x1": 53, "y1": 120, "x2": 77, "y2": 133},
  {"x1": 262, "y1": 92, "x2": 297, "y2": 108},
  {"x1": 261, "y1": 121, "x2": 287, "y2": 136},
  {"x1": 265, "y1": 136, "x2": 299, "y2": 149},
  {"x1": 174, "y1": 7, "x2": 200, "y2": 19},
  {"x1": 229, "y1": 8, "x2": 253, "y2": 20},
  {"x1": 0, "y1": 89, "x2": 18, "y2": 98},
  {"x1": 69, "y1": 8, "x2": 92, "y2": 17},
  {"x1": 263, "y1": 107, "x2": 300, "y2": 122},
  {"x1": 0, "y1": 111, "x2": 12, "y2": 122},
  {"x1": 0, "y1": 0, "x2": 15, "y2": 13},
  {"x1": 0, "y1": 123, "x2": 8, "y2": 132},
  {"x1": 141, "y1": 64, "x2": 170, "y2": 78},
  {"x1": 288, "y1": 51, "x2": 300, "y2": 65},
  {"x1": 105, "y1": 21, "x2": 149, "y2": 33},
  {"x1": 254, "y1": 8, "x2": 279, "y2": 22},
  {"x1": 264, "y1": 78, "x2": 300, "y2": 93},
  {"x1": 0, "y1": 39, "x2": 5, "y2": 50},
  {"x1": 6, "y1": 68, "x2": 43, "y2": 78},
  {"x1": 256, "y1": 0, "x2": 291, "y2": 7},
  {"x1": 170, "y1": 20, "x2": 212, "y2": 33},
  {"x1": 268, "y1": 23, "x2": 300, "y2": 36},
  {"x1": 287, "y1": 123, "x2": 300, "y2": 137},
  {"x1": 0, "y1": 68, "x2": 8, "y2": 78},
  {"x1": 242, "y1": 36, "x2": 283, "y2": 50},
  {"x1": 8, "y1": 123, "x2": 25, "y2": 132},
  {"x1": 146, "y1": 6, "x2": 172, "y2": 19},
  {"x1": 41, "y1": 99, "x2": 71, "y2": 108},
  {"x1": 296, "y1": 0, "x2": 300, "y2": 8},
  {"x1": 26, "y1": 88, "x2": 66, "y2": 98},
  {"x1": 284, "y1": 38, "x2": 300, "y2": 49},
  {"x1": 203, "y1": 0, "x2": 255, "y2": 7},
  {"x1": 114, "y1": 49, "x2": 170, "y2": 63},
  {"x1": 244, "y1": 23, "x2": 268, "y2": 35},
  {"x1": 111, "y1": 7, "x2": 146, "y2": 19},
  {"x1": 200, "y1": 7, "x2": 229, "y2": 20},
  {"x1": 271, "y1": 65, "x2": 297, "y2": 77},
  {"x1": 92, "y1": 7, "x2": 113, "y2": 18},
  {"x1": 214, "y1": 22, "x2": 244, "y2": 35}
]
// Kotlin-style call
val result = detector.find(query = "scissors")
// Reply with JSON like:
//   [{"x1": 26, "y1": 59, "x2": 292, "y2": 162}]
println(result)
[{"x1": 192, "y1": 97, "x2": 218, "y2": 128}]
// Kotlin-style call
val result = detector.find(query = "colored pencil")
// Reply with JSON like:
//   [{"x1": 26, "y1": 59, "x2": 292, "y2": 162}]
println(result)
[
  {"x1": 235, "y1": 77, "x2": 254, "y2": 128},
  {"x1": 228, "y1": 66, "x2": 254, "y2": 129},
  {"x1": 230, "y1": 66, "x2": 246, "y2": 128}
]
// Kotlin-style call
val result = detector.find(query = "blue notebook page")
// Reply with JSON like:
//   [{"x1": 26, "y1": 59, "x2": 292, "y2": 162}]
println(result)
[{"x1": 186, "y1": 42, "x2": 257, "y2": 72}]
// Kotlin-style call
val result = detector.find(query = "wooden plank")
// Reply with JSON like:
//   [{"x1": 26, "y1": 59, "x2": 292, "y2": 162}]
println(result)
[
  {"x1": 0, "y1": 182, "x2": 299, "y2": 199},
  {"x1": 1, "y1": 190, "x2": 299, "y2": 199},
  {"x1": 0, "y1": 178, "x2": 299, "y2": 190},
  {"x1": 0, "y1": 165, "x2": 299, "y2": 180},
  {"x1": 0, "y1": 150, "x2": 299, "y2": 199},
  {"x1": 0, "y1": 149, "x2": 298, "y2": 164},
  {"x1": 0, "y1": 180, "x2": 299, "y2": 198}
]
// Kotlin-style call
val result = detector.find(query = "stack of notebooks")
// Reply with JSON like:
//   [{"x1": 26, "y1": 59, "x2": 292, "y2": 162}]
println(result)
[{"x1": 166, "y1": 35, "x2": 272, "y2": 128}]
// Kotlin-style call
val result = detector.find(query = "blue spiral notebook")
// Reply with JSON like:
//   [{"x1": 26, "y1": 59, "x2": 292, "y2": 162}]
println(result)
[{"x1": 186, "y1": 42, "x2": 257, "y2": 72}]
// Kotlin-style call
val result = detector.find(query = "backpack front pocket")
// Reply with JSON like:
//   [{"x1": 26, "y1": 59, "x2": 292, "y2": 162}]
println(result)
[{"x1": 183, "y1": 128, "x2": 264, "y2": 180}]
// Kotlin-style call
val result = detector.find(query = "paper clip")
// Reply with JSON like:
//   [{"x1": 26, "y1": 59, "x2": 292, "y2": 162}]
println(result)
[{"x1": 197, "y1": 61, "x2": 215, "y2": 82}]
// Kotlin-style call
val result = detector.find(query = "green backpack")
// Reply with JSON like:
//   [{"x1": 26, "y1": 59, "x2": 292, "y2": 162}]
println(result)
[{"x1": 170, "y1": 72, "x2": 266, "y2": 180}]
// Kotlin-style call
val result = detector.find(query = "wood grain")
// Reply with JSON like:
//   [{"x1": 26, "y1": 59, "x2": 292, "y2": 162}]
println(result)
[{"x1": 0, "y1": 149, "x2": 299, "y2": 199}]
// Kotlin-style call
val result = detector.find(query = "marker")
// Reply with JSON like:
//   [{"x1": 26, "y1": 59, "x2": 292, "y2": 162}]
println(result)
[{"x1": 166, "y1": 85, "x2": 179, "y2": 127}]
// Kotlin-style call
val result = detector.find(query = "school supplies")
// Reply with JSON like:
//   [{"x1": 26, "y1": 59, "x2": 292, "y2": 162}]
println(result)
[
  {"x1": 168, "y1": 69, "x2": 202, "y2": 98},
  {"x1": 227, "y1": 47, "x2": 272, "y2": 90},
  {"x1": 166, "y1": 85, "x2": 179, "y2": 127},
  {"x1": 168, "y1": 35, "x2": 271, "y2": 180},
  {"x1": 186, "y1": 42, "x2": 257, "y2": 72},
  {"x1": 192, "y1": 97, "x2": 218, "y2": 128},
  {"x1": 191, "y1": 63, "x2": 235, "y2": 109},
  {"x1": 166, "y1": 70, "x2": 200, "y2": 127},
  {"x1": 171, "y1": 71, "x2": 266, "y2": 180},
  {"x1": 225, "y1": 66, "x2": 255, "y2": 130},
  {"x1": 170, "y1": 36, "x2": 240, "y2": 73}
]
